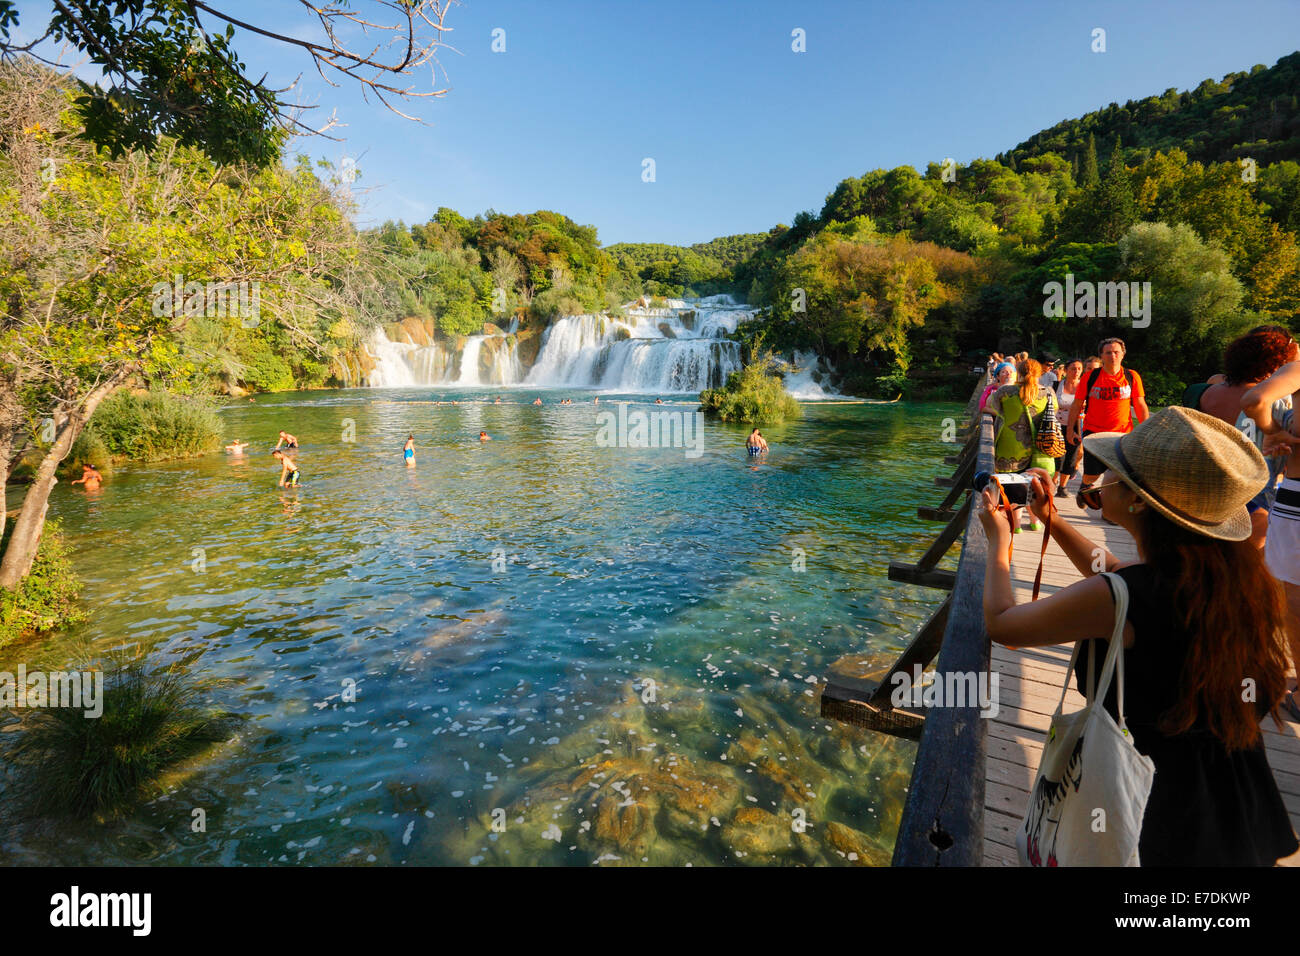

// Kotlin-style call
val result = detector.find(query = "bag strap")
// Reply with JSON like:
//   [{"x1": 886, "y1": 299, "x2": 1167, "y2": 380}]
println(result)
[
  {"x1": 1053, "y1": 571, "x2": 1131, "y2": 725},
  {"x1": 1030, "y1": 481, "x2": 1055, "y2": 601},
  {"x1": 1079, "y1": 365, "x2": 1102, "y2": 422}
]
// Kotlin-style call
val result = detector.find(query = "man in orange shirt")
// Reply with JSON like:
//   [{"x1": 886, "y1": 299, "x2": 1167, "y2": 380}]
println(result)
[{"x1": 1066, "y1": 337, "x2": 1150, "y2": 492}]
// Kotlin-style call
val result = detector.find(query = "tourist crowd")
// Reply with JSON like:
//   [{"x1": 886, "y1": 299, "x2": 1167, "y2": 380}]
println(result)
[{"x1": 977, "y1": 328, "x2": 1300, "y2": 866}]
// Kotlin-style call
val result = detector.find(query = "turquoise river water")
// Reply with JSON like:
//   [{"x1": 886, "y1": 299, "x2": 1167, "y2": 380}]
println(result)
[{"x1": 0, "y1": 387, "x2": 963, "y2": 866}]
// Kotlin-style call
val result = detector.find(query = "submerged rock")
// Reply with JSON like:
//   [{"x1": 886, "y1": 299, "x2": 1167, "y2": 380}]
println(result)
[
  {"x1": 824, "y1": 820, "x2": 891, "y2": 866},
  {"x1": 720, "y1": 806, "x2": 796, "y2": 861}
]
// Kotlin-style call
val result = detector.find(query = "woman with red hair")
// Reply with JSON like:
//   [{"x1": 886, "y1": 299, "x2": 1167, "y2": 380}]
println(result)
[{"x1": 1184, "y1": 325, "x2": 1299, "y2": 547}]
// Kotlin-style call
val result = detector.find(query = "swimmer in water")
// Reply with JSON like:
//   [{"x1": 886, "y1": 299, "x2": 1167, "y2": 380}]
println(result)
[
  {"x1": 746, "y1": 428, "x2": 769, "y2": 457},
  {"x1": 479, "y1": 431, "x2": 491, "y2": 442},
  {"x1": 275, "y1": 431, "x2": 298, "y2": 449},
  {"x1": 272, "y1": 449, "x2": 300, "y2": 487},
  {"x1": 70, "y1": 463, "x2": 102, "y2": 491},
  {"x1": 533, "y1": 398, "x2": 543, "y2": 406},
  {"x1": 403, "y1": 434, "x2": 415, "y2": 467},
  {"x1": 655, "y1": 398, "x2": 664, "y2": 405},
  {"x1": 225, "y1": 439, "x2": 249, "y2": 454},
  {"x1": 593, "y1": 396, "x2": 600, "y2": 405}
]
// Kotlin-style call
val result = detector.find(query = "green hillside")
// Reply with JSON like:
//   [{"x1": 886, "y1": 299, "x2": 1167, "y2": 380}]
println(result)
[{"x1": 1004, "y1": 52, "x2": 1300, "y2": 171}]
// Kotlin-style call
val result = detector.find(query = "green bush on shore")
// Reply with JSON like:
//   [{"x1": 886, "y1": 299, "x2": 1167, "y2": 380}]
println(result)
[
  {"x1": 0, "y1": 520, "x2": 85, "y2": 647},
  {"x1": 83, "y1": 390, "x2": 222, "y2": 464},
  {"x1": 700, "y1": 354, "x2": 802, "y2": 425},
  {"x1": 10, "y1": 658, "x2": 238, "y2": 819}
]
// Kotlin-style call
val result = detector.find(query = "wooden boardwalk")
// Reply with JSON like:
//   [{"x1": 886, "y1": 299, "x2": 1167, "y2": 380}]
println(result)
[{"x1": 984, "y1": 481, "x2": 1300, "y2": 866}]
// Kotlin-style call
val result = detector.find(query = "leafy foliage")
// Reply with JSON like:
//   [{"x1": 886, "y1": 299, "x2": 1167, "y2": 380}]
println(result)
[
  {"x1": 1006, "y1": 53, "x2": 1300, "y2": 168},
  {"x1": 0, "y1": 520, "x2": 84, "y2": 645},
  {"x1": 9, "y1": 658, "x2": 238, "y2": 818},
  {"x1": 81, "y1": 391, "x2": 222, "y2": 463},
  {"x1": 700, "y1": 354, "x2": 803, "y2": 425}
]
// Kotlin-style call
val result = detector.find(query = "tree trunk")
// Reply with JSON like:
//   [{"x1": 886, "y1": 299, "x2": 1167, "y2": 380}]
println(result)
[{"x1": 0, "y1": 370, "x2": 131, "y2": 588}]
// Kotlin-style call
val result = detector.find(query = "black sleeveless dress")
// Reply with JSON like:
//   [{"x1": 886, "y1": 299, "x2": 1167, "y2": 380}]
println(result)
[{"x1": 1070, "y1": 564, "x2": 1298, "y2": 866}]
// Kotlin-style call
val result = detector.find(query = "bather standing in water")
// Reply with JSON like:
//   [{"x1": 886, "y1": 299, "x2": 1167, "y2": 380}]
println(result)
[
  {"x1": 225, "y1": 439, "x2": 249, "y2": 454},
  {"x1": 746, "y1": 428, "x2": 769, "y2": 457},
  {"x1": 272, "y1": 449, "x2": 300, "y2": 487},
  {"x1": 275, "y1": 431, "x2": 298, "y2": 449},
  {"x1": 70, "y1": 463, "x2": 102, "y2": 491},
  {"x1": 404, "y1": 434, "x2": 415, "y2": 467},
  {"x1": 479, "y1": 431, "x2": 492, "y2": 442}
]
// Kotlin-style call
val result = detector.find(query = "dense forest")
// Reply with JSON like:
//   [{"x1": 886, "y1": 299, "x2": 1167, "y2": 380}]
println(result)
[{"x1": 1005, "y1": 52, "x2": 1300, "y2": 170}]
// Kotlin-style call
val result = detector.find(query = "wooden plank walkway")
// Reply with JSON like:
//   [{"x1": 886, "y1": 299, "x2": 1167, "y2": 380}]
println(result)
[{"x1": 983, "y1": 482, "x2": 1300, "y2": 866}]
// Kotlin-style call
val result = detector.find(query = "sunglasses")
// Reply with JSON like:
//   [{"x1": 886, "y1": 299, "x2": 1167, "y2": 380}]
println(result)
[{"x1": 1077, "y1": 478, "x2": 1125, "y2": 511}]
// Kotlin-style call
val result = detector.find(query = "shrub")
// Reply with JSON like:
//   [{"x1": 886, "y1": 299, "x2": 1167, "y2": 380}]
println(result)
[
  {"x1": 90, "y1": 391, "x2": 221, "y2": 462},
  {"x1": 58, "y1": 428, "x2": 112, "y2": 479},
  {"x1": 0, "y1": 520, "x2": 85, "y2": 647},
  {"x1": 9, "y1": 657, "x2": 238, "y2": 819},
  {"x1": 700, "y1": 353, "x2": 803, "y2": 424}
]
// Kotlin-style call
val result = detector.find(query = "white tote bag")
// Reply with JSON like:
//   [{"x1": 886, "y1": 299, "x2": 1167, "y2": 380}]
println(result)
[{"x1": 1017, "y1": 572, "x2": 1156, "y2": 866}]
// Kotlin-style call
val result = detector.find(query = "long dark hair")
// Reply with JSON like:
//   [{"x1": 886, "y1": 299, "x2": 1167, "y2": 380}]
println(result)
[{"x1": 1137, "y1": 508, "x2": 1289, "y2": 749}]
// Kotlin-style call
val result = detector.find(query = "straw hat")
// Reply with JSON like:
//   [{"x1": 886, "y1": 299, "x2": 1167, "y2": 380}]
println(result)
[{"x1": 1081, "y1": 406, "x2": 1268, "y2": 541}]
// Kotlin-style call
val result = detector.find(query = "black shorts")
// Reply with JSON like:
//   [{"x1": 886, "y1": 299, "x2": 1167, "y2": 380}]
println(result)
[
  {"x1": 1056, "y1": 435, "x2": 1081, "y2": 475},
  {"x1": 1081, "y1": 430, "x2": 1106, "y2": 477}
]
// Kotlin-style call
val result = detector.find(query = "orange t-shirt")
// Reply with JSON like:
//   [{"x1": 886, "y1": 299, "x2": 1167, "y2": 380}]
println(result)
[{"x1": 1075, "y1": 367, "x2": 1144, "y2": 433}]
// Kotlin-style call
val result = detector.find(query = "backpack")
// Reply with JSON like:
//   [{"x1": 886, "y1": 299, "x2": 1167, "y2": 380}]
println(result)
[{"x1": 1180, "y1": 381, "x2": 1213, "y2": 410}]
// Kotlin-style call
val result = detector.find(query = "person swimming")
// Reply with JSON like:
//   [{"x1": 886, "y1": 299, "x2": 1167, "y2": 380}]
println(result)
[
  {"x1": 746, "y1": 428, "x2": 769, "y2": 457},
  {"x1": 479, "y1": 431, "x2": 491, "y2": 442},
  {"x1": 225, "y1": 439, "x2": 248, "y2": 454},
  {"x1": 275, "y1": 431, "x2": 298, "y2": 449},
  {"x1": 403, "y1": 434, "x2": 415, "y2": 466},
  {"x1": 533, "y1": 398, "x2": 543, "y2": 406},
  {"x1": 70, "y1": 463, "x2": 102, "y2": 491},
  {"x1": 272, "y1": 449, "x2": 300, "y2": 487}
]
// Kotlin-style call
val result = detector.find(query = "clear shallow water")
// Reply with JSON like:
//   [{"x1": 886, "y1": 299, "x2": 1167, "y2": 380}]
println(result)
[{"x1": 0, "y1": 388, "x2": 961, "y2": 866}]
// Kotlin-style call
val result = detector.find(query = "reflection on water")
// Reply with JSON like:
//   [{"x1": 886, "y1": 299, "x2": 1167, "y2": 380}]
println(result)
[{"x1": 0, "y1": 388, "x2": 961, "y2": 865}]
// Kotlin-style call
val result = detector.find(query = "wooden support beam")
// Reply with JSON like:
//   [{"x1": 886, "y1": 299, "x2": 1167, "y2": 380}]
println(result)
[
  {"x1": 917, "y1": 506, "x2": 958, "y2": 522},
  {"x1": 914, "y1": 497, "x2": 971, "y2": 573},
  {"x1": 820, "y1": 686, "x2": 926, "y2": 740},
  {"x1": 887, "y1": 563, "x2": 956, "y2": 590},
  {"x1": 868, "y1": 596, "x2": 952, "y2": 705}
]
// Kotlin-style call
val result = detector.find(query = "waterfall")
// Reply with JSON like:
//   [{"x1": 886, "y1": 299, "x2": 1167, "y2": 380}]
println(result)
[
  {"x1": 524, "y1": 296, "x2": 755, "y2": 392},
  {"x1": 364, "y1": 295, "x2": 760, "y2": 392},
  {"x1": 458, "y1": 336, "x2": 484, "y2": 386}
]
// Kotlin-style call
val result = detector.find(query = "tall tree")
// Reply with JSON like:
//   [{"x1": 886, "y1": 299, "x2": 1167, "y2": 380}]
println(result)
[
  {"x1": 0, "y1": 61, "x2": 366, "y2": 586},
  {"x1": 1081, "y1": 133, "x2": 1101, "y2": 187}
]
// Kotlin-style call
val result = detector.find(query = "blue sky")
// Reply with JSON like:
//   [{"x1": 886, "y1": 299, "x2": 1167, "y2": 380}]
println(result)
[{"x1": 12, "y1": 0, "x2": 1300, "y2": 245}]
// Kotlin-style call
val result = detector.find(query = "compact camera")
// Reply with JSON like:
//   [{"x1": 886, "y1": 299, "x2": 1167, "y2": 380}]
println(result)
[{"x1": 973, "y1": 470, "x2": 1033, "y2": 506}]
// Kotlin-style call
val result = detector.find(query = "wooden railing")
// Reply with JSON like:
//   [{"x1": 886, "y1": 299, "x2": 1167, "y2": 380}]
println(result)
[
  {"x1": 819, "y1": 373, "x2": 996, "y2": 865},
  {"x1": 891, "y1": 405, "x2": 995, "y2": 865}
]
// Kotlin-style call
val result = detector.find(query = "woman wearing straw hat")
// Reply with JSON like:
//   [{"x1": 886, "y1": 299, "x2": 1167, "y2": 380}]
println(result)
[{"x1": 977, "y1": 406, "x2": 1297, "y2": 865}]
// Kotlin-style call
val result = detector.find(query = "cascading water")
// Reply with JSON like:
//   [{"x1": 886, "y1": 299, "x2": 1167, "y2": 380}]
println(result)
[
  {"x1": 364, "y1": 295, "x2": 760, "y2": 393},
  {"x1": 457, "y1": 336, "x2": 484, "y2": 386},
  {"x1": 525, "y1": 296, "x2": 754, "y2": 392}
]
